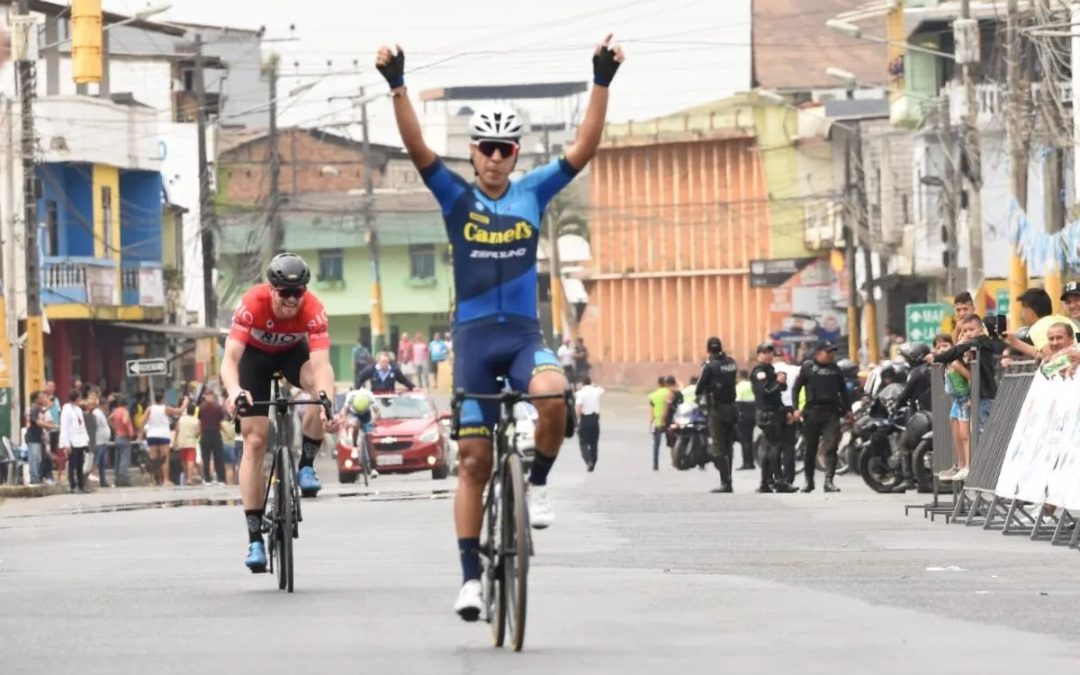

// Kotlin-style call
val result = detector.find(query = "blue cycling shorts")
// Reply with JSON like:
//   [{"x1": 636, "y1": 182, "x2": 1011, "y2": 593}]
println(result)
[{"x1": 453, "y1": 318, "x2": 564, "y2": 437}]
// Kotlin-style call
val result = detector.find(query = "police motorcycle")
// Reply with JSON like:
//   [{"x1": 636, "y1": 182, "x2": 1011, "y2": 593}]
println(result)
[
  {"x1": 670, "y1": 398, "x2": 711, "y2": 471},
  {"x1": 849, "y1": 360, "x2": 906, "y2": 490},
  {"x1": 856, "y1": 347, "x2": 936, "y2": 493}
]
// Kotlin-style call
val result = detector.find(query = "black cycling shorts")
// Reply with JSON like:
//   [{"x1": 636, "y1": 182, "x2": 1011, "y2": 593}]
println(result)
[{"x1": 238, "y1": 342, "x2": 310, "y2": 417}]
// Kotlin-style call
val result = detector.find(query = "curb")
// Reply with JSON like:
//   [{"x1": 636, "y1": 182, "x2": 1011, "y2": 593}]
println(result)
[{"x1": 0, "y1": 484, "x2": 68, "y2": 499}]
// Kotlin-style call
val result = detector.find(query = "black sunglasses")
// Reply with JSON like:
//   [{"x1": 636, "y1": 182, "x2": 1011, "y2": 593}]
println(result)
[
  {"x1": 275, "y1": 288, "x2": 306, "y2": 299},
  {"x1": 474, "y1": 140, "x2": 519, "y2": 158}
]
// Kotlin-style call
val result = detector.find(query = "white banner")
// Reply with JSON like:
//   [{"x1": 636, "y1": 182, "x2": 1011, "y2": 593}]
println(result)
[{"x1": 995, "y1": 373, "x2": 1080, "y2": 508}]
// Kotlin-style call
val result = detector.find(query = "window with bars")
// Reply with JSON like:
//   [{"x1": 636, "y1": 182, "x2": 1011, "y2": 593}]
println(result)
[
  {"x1": 409, "y1": 244, "x2": 436, "y2": 279},
  {"x1": 317, "y1": 248, "x2": 344, "y2": 281}
]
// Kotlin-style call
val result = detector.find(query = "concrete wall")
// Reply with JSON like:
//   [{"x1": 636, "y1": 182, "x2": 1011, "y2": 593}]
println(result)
[{"x1": 35, "y1": 96, "x2": 163, "y2": 172}]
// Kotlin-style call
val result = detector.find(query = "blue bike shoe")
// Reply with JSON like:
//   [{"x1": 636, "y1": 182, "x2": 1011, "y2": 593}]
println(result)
[
  {"x1": 245, "y1": 541, "x2": 267, "y2": 573},
  {"x1": 298, "y1": 466, "x2": 321, "y2": 495}
]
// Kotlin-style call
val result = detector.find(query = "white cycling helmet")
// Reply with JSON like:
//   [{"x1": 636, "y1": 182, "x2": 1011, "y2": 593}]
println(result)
[{"x1": 468, "y1": 103, "x2": 524, "y2": 141}]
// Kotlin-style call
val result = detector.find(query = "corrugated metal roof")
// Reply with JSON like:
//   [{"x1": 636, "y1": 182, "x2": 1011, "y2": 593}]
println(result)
[{"x1": 752, "y1": 0, "x2": 889, "y2": 91}]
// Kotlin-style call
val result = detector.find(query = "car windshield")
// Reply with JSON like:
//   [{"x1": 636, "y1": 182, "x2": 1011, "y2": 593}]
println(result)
[{"x1": 376, "y1": 396, "x2": 434, "y2": 420}]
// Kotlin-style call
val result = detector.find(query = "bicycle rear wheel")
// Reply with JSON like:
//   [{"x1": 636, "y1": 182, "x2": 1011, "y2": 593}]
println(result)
[{"x1": 503, "y1": 453, "x2": 529, "y2": 652}]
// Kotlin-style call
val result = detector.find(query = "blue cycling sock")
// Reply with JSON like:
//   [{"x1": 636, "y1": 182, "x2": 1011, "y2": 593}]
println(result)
[
  {"x1": 299, "y1": 435, "x2": 321, "y2": 469},
  {"x1": 528, "y1": 452, "x2": 556, "y2": 487},
  {"x1": 458, "y1": 537, "x2": 481, "y2": 582}
]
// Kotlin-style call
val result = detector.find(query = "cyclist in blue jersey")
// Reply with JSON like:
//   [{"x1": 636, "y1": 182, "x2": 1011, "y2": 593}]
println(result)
[{"x1": 377, "y1": 34, "x2": 625, "y2": 621}]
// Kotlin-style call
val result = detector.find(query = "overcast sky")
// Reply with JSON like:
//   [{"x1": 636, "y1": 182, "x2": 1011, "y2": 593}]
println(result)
[{"x1": 112, "y1": 0, "x2": 752, "y2": 143}]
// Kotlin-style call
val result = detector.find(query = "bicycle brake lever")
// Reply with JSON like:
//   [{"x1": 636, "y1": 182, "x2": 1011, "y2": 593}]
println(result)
[{"x1": 318, "y1": 391, "x2": 333, "y2": 417}]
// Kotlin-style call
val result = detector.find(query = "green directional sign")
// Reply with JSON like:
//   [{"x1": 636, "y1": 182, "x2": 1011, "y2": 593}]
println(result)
[{"x1": 905, "y1": 303, "x2": 951, "y2": 344}]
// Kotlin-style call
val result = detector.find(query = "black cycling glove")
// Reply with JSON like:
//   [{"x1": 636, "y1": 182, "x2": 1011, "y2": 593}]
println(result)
[
  {"x1": 593, "y1": 44, "x2": 621, "y2": 87},
  {"x1": 378, "y1": 48, "x2": 405, "y2": 89}
]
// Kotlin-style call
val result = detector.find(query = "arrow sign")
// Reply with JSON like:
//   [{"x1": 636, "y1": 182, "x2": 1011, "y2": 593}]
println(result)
[{"x1": 126, "y1": 358, "x2": 168, "y2": 377}]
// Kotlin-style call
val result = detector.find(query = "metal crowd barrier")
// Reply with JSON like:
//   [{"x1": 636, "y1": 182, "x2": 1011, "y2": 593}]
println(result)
[{"x1": 953, "y1": 360, "x2": 1038, "y2": 527}]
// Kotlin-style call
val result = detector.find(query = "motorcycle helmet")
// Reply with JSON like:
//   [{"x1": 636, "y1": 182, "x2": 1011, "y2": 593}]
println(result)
[
  {"x1": 837, "y1": 358, "x2": 859, "y2": 379},
  {"x1": 879, "y1": 361, "x2": 909, "y2": 385},
  {"x1": 898, "y1": 342, "x2": 931, "y2": 367}
]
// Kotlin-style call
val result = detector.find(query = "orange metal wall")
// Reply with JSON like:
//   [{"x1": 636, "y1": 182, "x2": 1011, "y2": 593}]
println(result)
[{"x1": 581, "y1": 136, "x2": 773, "y2": 380}]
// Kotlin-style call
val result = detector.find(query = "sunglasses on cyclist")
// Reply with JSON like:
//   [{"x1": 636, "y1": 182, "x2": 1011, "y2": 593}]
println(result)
[
  {"x1": 473, "y1": 140, "x2": 519, "y2": 158},
  {"x1": 274, "y1": 287, "x2": 306, "y2": 300}
]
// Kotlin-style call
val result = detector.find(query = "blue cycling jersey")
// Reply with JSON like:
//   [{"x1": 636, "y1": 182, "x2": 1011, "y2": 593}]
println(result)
[{"x1": 420, "y1": 156, "x2": 579, "y2": 325}]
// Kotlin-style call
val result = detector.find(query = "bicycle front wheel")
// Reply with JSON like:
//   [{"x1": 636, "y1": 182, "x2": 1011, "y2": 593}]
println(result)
[
  {"x1": 272, "y1": 456, "x2": 288, "y2": 590},
  {"x1": 360, "y1": 437, "x2": 371, "y2": 488},
  {"x1": 503, "y1": 453, "x2": 529, "y2": 652},
  {"x1": 282, "y1": 448, "x2": 296, "y2": 593}
]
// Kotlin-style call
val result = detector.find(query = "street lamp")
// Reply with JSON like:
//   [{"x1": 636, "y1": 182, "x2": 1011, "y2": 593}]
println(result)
[
  {"x1": 826, "y1": 67, "x2": 858, "y2": 88},
  {"x1": 826, "y1": 18, "x2": 957, "y2": 61}
]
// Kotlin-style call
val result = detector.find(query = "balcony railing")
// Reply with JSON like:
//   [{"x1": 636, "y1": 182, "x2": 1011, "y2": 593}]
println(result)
[
  {"x1": 121, "y1": 261, "x2": 165, "y2": 307},
  {"x1": 948, "y1": 81, "x2": 1072, "y2": 127},
  {"x1": 42, "y1": 257, "x2": 117, "y2": 306}
]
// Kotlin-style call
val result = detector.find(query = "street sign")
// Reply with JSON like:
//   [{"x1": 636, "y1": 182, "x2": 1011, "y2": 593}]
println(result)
[
  {"x1": 126, "y1": 358, "x2": 168, "y2": 377},
  {"x1": 749, "y1": 257, "x2": 817, "y2": 288},
  {"x1": 995, "y1": 289, "x2": 1010, "y2": 317},
  {"x1": 905, "y1": 303, "x2": 950, "y2": 343}
]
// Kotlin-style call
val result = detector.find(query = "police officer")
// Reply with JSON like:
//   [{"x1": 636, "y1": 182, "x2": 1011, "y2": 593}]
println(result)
[
  {"x1": 694, "y1": 336, "x2": 738, "y2": 493},
  {"x1": 792, "y1": 341, "x2": 851, "y2": 493},
  {"x1": 751, "y1": 343, "x2": 797, "y2": 493}
]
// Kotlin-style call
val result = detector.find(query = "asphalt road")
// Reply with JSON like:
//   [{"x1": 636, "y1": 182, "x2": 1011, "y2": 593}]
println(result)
[{"x1": 3, "y1": 391, "x2": 1080, "y2": 674}]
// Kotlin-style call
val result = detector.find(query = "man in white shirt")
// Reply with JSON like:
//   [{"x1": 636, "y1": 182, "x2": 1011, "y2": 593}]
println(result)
[
  {"x1": 574, "y1": 377, "x2": 605, "y2": 471},
  {"x1": 59, "y1": 388, "x2": 91, "y2": 493},
  {"x1": 558, "y1": 338, "x2": 576, "y2": 385}
]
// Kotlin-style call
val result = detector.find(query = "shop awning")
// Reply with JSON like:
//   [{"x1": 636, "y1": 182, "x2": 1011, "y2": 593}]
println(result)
[{"x1": 111, "y1": 322, "x2": 225, "y2": 340}]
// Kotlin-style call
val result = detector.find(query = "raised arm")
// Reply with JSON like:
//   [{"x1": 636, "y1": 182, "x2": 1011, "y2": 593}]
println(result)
[
  {"x1": 564, "y1": 34, "x2": 626, "y2": 172},
  {"x1": 376, "y1": 46, "x2": 437, "y2": 171}
]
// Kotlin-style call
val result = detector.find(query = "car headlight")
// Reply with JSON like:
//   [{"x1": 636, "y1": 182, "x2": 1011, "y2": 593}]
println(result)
[{"x1": 419, "y1": 426, "x2": 440, "y2": 444}]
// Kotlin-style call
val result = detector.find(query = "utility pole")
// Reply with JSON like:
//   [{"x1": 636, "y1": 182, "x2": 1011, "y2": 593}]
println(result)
[
  {"x1": 1039, "y1": 0, "x2": 1065, "y2": 313},
  {"x1": 17, "y1": 0, "x2": 44, "y2": 400},
  {"x1": 1005, "y1": 0, "x2": 1030, "y2": 330},
  {"x1": 358, "y1": 88, "x2": 388, "y2": 353},
  {"x1": 846, "y1": 123, "x2": 881, "y2": 360},
  {"x1": 851, "y1": 124, "x2": 879, "y2": 362},
  {"x1": 543, "y1": 125, "x2": 565, "y2": 344},
  {"x1": 265, "y1": 54, "x2": 283, "y2": 256},
  {"x1": 958, "y1": 0, "x2": 984, "y2": 302},
  {"x1": 842, "y1": 132, "x2": 860, "y2": 363},
  {"x1": 940, "y1": 91, "x2": 962, "y2": 297},
  {"x1": 3, "y1": 98, "x2": 22, "y2": 437},
  {"x1": 194, "y1": 34, "x2": 218, "y2": 331}
]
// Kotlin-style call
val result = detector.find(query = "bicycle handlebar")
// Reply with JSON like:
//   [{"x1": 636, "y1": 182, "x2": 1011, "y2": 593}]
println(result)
[
  {"x1": 451, "y1": 389, "x2": 570, "y2": 404},
  {"x1": 236, "y1": 391, "x2": 334, "y2": 419},
  {"x1": 449, "y1": 388, "x2": 576, "y2": 440}
]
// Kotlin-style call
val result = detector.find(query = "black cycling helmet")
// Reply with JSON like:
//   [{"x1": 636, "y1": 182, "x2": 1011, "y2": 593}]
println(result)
[
  {"x1": 837, "y1": 358, "x2": 859, "y2": 379},
  {"x1": 706, "y1": 336, "x2": 723, "y2": 354},
  {"x1": 266, "y1": 252, "x2": 311, "y2": 289},
  {"x1": 898, "y1": 342, "x2": 931, "y2": 367}
]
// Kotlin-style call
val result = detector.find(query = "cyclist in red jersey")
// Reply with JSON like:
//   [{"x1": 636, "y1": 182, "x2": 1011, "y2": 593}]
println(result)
[{"x1": 220, "y1": 252, "x2": 340, "y2": 572}]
